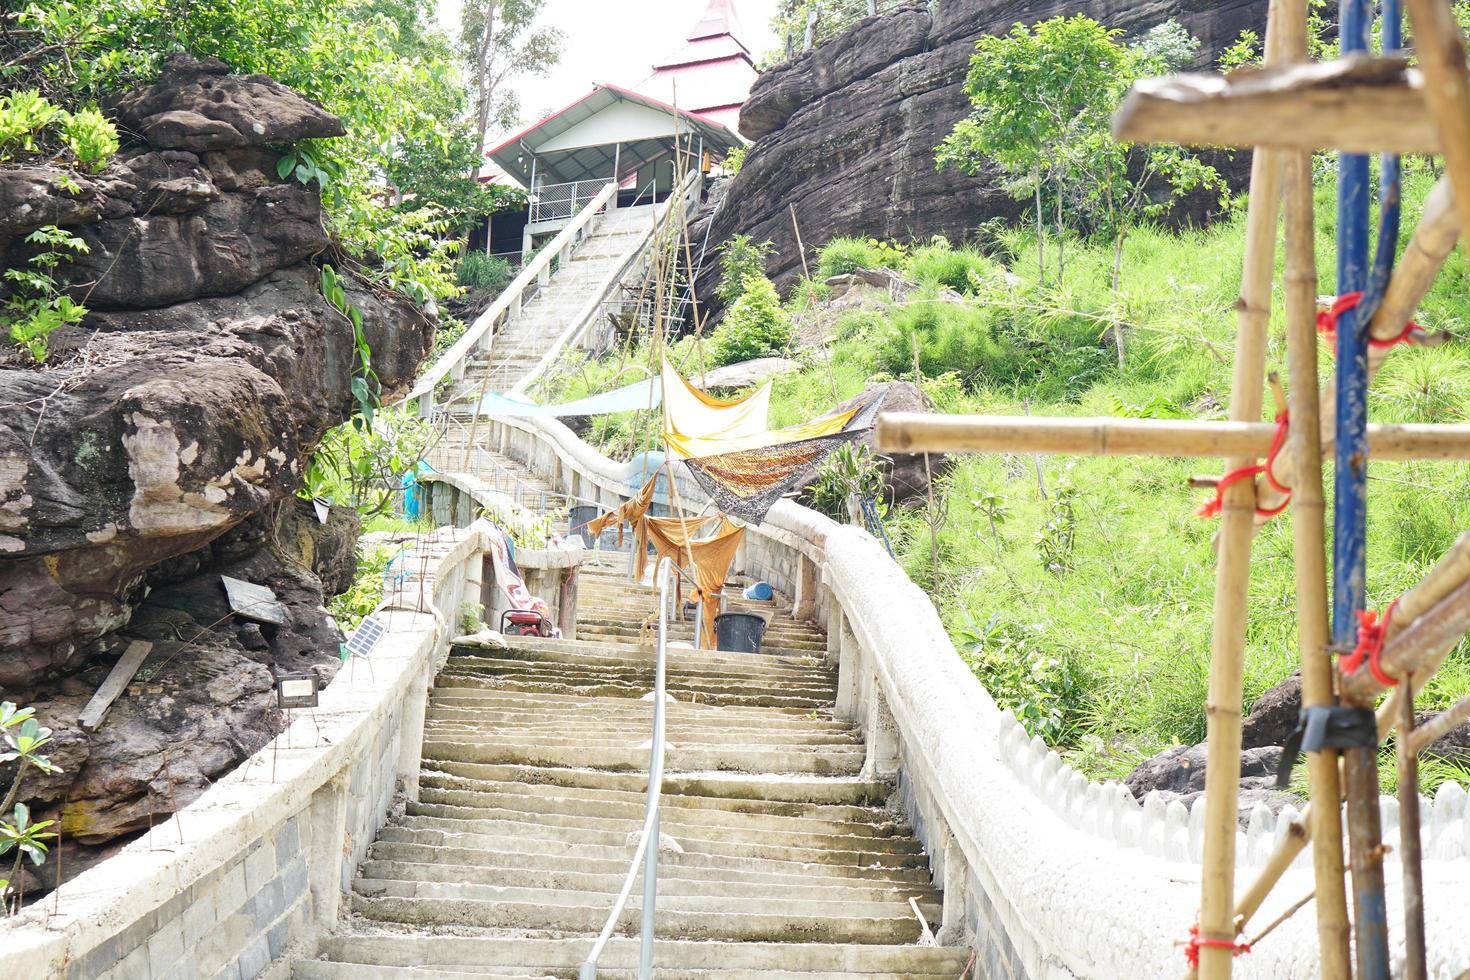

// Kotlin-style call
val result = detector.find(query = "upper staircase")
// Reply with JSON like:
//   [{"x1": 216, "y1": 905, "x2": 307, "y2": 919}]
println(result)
[
  {"x1": 450, "y1": 206, "x2": 660, "y2": 402},
  {"x1": 295, "y1": 455, "x2": 966, "y2": 977}
]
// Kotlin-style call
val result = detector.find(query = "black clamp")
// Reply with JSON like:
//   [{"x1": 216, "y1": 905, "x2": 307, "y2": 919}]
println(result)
[{"x1": 1275, "y1": 705, "x2": 1378, "y2": 788}]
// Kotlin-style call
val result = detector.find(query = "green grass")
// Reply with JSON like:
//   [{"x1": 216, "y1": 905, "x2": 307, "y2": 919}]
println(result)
[{"x1": 543, "y1": 162, "x2": 1470, "y2": 779}]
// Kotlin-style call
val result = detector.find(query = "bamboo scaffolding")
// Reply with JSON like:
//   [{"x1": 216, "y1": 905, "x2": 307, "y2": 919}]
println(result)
[
  {"x1": 1282, "y1": 146, "x2": 1352, "y2": 977},
  {"x1": 1114, "y1": 56, "x2": 1435, "y2": 154},
  {"x1": 1403, "y1": 0, "x2": 1470, "y2": 251},
  {"x1": 1196, "y1": 6, "x2": 1288, "y2": 972},
  {"x1": 1343, "y1": 569, "x2": 1470, "y2": 704},
  {"x1": 1398, "y1": 681, "x2": 1429, "y2": 980},
  {"x1": 1250, "y1": 177, "x2": 1460, "y2": 522},
  {"x1": 874, "y1": 414, "x2": 1470, "y2": 460}
]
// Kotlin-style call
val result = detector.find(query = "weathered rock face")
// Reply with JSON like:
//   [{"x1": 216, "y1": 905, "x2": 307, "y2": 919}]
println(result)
[
  {"x1": 831, "y1": 381, "x2": 950, "y2": 506},
  {"x1": 0, "y1": 56, "x2": 429, "y2": 848},
  {"x1": 694, "y1": 0, "x2": 1266, "y2": 303}
]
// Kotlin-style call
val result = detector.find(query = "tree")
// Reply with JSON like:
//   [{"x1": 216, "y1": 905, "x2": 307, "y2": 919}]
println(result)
[
  {"x1": 935, "y1": 16, "x2": 1224, "y2": 364},
  {"x1": 769, "y1": 0, "x2": 884, "y2": 58},
  {"x1": 460, "y1": 0, "x2": 563, "y2": 162}
]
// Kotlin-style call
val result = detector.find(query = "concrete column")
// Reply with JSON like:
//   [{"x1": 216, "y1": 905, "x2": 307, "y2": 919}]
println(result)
[
  {"x1": 936, "y1": 824, "x2": 972, "y2": 947},
  {"x1": 835, "y1": 618, "x2": 860, "y2": 721},
  {"x1": 861, "y1": 686, "x2": 900, "y2": 780},
  {"x1": 825, "y1": 599, "x2": 843, "y2": 669},
  {"x1": 395, "y1": 653, "x2": 432, "y2": 800},
  {"x1": 305, "y1": 771, "x2": 349, "y2": 930},
  {"x1": 793, "y1": 555, "x2": 817, "y2": 622}
]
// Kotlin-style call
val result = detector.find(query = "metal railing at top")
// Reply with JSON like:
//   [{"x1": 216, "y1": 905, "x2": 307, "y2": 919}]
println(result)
[
  {"x1": 531, "y1": 179, "x2": 611, "y2": 226},
  {"x1": 580, "y1": 555, "x2": 672, "y2": 980}
]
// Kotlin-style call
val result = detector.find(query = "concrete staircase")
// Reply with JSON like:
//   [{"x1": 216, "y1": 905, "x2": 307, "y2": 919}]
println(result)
[
  {"x1": 451, "y1": 205, "x2": 659, "y2": 402},
  {"x1": 295, "y1": 548, "x2": 965, "y2": 978}
]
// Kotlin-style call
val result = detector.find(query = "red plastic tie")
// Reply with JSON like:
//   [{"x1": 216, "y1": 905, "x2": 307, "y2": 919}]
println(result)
[
  {"x1": 1339, "y1": 599, "x2": 1401, "y2": 686},
  {"x1": 1183, "y1": 923, "x2": 1253, "y2": 969},
  {"x1": 1195, "y1": 412, "x2": 1292, "y2": 520},
  {"x1": 1317, "y1": 291, "x2": 1419, "y2": 350}
]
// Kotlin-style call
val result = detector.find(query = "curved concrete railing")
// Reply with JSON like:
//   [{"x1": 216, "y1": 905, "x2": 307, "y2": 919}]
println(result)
[
  {"x1": 472, "y1": 410, "x2": 1470, "y2": 978},
  {"x1": 0, "y1": 526, "x2": 492, "y2": 979}
]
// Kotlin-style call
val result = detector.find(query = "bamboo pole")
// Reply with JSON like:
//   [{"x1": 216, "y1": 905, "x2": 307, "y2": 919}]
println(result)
[
  {"x1": 1196, "y1": 5, "x2": 1287, "y2": 972},
  {"x1": 1408, "y1": 691, "x2": 1470, "y2": 752},
  {"x1": 1403, "y1": 0, "x2": 1470, "y2": 252},
  {"x1": 1250, "y1": 177, "x2": 1460, "y2": 521},
  {"x1": 1343, "y1": 570, "x2": 1470, "y2": 704},
  {"x1": 1398, "y1": 678, "x2": 1428, "y2": 980},
  {"x1": 1282, "y1": 147, "x2": 1352, "y2": 978},
  {"x1": 874, "y1": 413, "x2": 1470, "y2": 460}
]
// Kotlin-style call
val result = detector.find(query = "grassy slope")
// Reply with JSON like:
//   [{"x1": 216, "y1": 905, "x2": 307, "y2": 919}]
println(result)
[{"x1": 545, "y1": 164, "x2": 1470, "y2": 786}]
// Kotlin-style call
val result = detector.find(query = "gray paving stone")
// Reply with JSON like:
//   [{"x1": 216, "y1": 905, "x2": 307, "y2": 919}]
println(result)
[
  {"x1": 145, "y1": 918, "x2": 185, "y2": 977},
  {"x1": 237, "y1": 935, "x2": 269, "y2": 980},
  {"x1": 273, "y1": 817, "x2": 300, "y2": 869}
]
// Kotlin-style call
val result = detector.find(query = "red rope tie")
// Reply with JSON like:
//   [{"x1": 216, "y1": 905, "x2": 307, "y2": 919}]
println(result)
[
  {"x1": 1183, "y1": 923, "x2": 1253, "y2": 969},
  {"x1": 1339, "y1": 598, "x2": 1402, "y2": 686},
  {"x1": 1195, "y1": 412, "x2": 1292, "y2": 520},
  {"x1": 1317, "y1": 291, "x2": 1419, "y2": 350}
]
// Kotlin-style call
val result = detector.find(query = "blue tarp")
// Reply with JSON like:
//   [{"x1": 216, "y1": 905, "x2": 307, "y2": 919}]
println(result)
[{"x1": 476, "y1": 377, "x2": 661, "y2": 417}]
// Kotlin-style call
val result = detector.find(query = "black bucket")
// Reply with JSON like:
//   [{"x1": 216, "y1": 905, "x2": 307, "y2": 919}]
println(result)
[
  {"x1": 714, "y1": 612, "x2": 767, "y2": 654},
  {"x1": 568, "y1": 505, "x2": 600, "y2": 544}
]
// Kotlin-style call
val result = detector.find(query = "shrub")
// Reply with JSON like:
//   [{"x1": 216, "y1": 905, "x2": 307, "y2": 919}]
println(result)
[
  {"x1": 709, "y1": 275, "x2": 792, "y2": 366},
  {"x1": 717, "y1": 235, "x2": 774, "y2": 305},
  {"x1": 723, "y1": 145, "x2": 747, "y2": 175},
  {"x1": 3, "y1": 225, "x2": 90, "y2": 363},
  {"x1": 457, "y1": 251, "x2": 512, "y2": 292},
  {"x1": 57, "y1": 107, "x2": 119, "y2": 171},
  {"x1": 875, "y1": 301, "x2": 1016, "y2": 385},
  {"x1": 816, "y1": 237, "x2": 907, "y2": 279},
  {"x1": 0, "y1": 91, "x2": 58, "y2": 161},
  {"x1": 904, "y1": 239, "x2": 996, "y2": 293}
]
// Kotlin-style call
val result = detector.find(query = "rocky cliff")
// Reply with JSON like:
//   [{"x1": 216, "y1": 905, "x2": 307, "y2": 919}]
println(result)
[
  {"x1": 694, "y1": 0, "x2": 1267, "y2": 302},
  {"x1": 0, "y1": 56, "x2": 434, "y2": 862}
]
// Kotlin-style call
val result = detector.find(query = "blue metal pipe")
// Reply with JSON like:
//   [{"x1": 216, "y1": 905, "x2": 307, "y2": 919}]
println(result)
[{"x1": 1335, "y1": 6, "x2": 1391, "y2": 977}]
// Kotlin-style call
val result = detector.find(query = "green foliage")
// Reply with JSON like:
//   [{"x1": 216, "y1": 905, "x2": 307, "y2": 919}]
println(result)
[
  {"x1": 806, "y1": 443, "x2": 888, "y2": 522},
  {"x1": 716, "y1": 235, "x2": 775, "y2": 305},
  {"x1": 1, "y1": 701, "x2": 62, "y2": 911},
  {"x1": 3, "y1": 225, "x2": 90, "y2": 363},
  {"x1": 957, "y1": 615, "x2": 1091, "y2": 743},
  {"x1": 709, "y1": 276, "x2": 792, "y2": 366},
  {"x1": 1034, "y1": 482, "x2": 1079, "y2": 575},
  {"x1": 0, "y1": 90, "x2": 59, "y2": 159},
  {"x1": 937, "y1": 16, "x2": 1224, "y2": 285},
  {"x1": 320, "y1": 264, "x2": 379, "y2": 423},
  {"x1": 329, "y1": 545, "x2": 393, "y2": 633},
  {"x1": 904, "y1": 239, "x2": 995, "y2": 293},
  {"x1": 457, "y1": 251, "x2": 513, "y2": 292},
  {"x1": 815, "y1": 237, "x2": 906, "y2": 278},
  {"x1": 304, "y1": 406, "x2": 432, "y2": 518},
  {"x1": 767, "y1": 0, "x2": 900, "y2": 60},
  {"x1": 56, "y1": 106, "x2": 118, "y2": 170},
  {"x1": 722, "y1": 145, "x2": 747, "y2": 175},
  {"x1": 459, "y1": 0, "x2": 564, "y2": 155}
]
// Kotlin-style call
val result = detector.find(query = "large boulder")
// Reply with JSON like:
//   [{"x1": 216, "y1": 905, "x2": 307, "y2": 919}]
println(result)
[
  {"x1": 108, "y1": 54, "x2": 345, "y2": 151},
  {"x1": 692, "y1": 0, "x2": 1264, "y2": 306},
  {"x1": 1127, "y1": 742, "x2": 1285, "y2": 798},
  {"x1": 1242, "y1": 671, "x2": 1302, "y2": 748},
  {"x1": 0, "y1": 60, "x2": 432, "y2": 851},
  {"x1": 832, "y1": 380, "x2": 950, "y2": 505}
]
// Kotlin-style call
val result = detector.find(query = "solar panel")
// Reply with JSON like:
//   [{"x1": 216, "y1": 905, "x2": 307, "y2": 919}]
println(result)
[{"x1": 346, "y1": 616, "x2": 385, "y2": 658}]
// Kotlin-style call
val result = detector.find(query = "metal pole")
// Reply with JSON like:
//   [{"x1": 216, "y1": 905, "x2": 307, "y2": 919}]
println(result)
[
  {"x1": 639, "y1": 559, "x2": 669, "y2": 978},
  {"x1": 1398, "y1": 675, "x2": 1428, "y2": 980},
  {"x1": 1336, "y1": 2, "x2": 1390, "y2": 977}
]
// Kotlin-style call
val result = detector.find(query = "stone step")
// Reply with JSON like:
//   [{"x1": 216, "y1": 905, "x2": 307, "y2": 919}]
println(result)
[
  {"x1": 366, "y1": 839, "x2": 933, "y2": 889},
  {"x1": 354, "y1": 877, "x2": 940, "y2": 923},
  {"x1": 418, "y1": 762, "x2": 889, "y2": 807},
  {"x1": 310, "y1": 935, "x2": 970, "y2": 975},
  {"x1": 359, "y1": 859, "x2": 938, "y2": 904},
  {"x1": 428, "y1": 675, "x2": 833, "y2": 711},
  {"x1": 420, "y1": 737, "x2": 864, "y2": 775},
  {"x1": 399, "y1": 802, "x2": 924, "y2": 856},
  {"x1": 348, "y1": 892, "x2": 923, "y2": 945}
]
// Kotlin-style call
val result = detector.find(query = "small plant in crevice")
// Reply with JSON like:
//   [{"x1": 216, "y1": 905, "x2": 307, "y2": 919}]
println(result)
[
  {"x1": 3, "y1": 224, "x2": 90, "y2": 363},
  {"x1": 320, "y1": 264, "x2": 379, "y2": 424},
  {"x1": 0, "y1": 701, "x2": 61, "y2": 914}
]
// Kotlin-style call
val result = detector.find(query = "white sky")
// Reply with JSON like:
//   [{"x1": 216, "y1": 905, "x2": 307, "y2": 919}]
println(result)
[{"x1": 435, "y1": 0, "x2": 781, "y2": 140}]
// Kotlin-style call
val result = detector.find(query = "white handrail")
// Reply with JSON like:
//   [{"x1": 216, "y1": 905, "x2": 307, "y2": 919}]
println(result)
[
  {"x1": 580, "y1": 556, "x2": 672, "y2": 979},
  {"x1": 407, "y1": 181, "x2": 619, "y2": 409}
]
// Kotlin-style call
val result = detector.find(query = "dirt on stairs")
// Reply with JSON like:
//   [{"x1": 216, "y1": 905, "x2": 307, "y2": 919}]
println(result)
[{"x1": 296, "y1": 524, "x2": 963, "y2": 976}]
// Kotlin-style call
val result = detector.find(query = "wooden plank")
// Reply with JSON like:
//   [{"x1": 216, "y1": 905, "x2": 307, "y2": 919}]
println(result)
[
  {"x1": 1114, "y1": 55, "x2": 1438, "y2": 154},
  {"x1": 78, "y1": 640, "x2": 152, "y2": 732}
]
